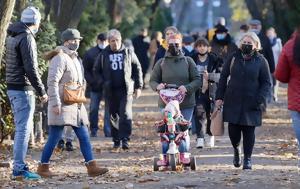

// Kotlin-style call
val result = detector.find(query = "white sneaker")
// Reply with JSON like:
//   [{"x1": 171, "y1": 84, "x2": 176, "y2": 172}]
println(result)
[
  {"x1": 196, "y1": 138, "x2": 204, "y2": 149},
  {"x1": 205, "y1": 136, "x2": 215, "y2": 147}
]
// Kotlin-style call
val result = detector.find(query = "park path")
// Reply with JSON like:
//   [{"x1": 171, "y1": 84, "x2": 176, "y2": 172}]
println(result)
[{"x1": 0, "y1": 85, "x2": 299, "y2": 189}]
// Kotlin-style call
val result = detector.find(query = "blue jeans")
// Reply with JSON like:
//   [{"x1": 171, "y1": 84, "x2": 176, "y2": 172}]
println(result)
[
  {"x1": 290, "y1": 111, "x2": 300, "y2": 145},
  {"x1": 7, "y1": 90, "x2": 35, "y2": 174},
  {"x1": 89, "y1": 91, "x2": 111, "y2": 136},
  {"x1": 162, "y1": 140, "x2": 187, "y2": 154},
  {"x1": 41, "y1": 125, "x2": 93, "y2": 163}
]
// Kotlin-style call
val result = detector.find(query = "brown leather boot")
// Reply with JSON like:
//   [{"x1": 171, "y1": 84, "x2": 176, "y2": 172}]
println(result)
[
  {"x1": 85, "y1": 160, "x2": 108, "y2": 177},
  {"x1": 37, "y1": 163, "x2": 54, "y2": 178}
]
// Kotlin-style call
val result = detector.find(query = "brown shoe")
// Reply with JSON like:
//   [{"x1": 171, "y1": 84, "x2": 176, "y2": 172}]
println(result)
[
  {"x1": 37, "y1": 163, "x2": 54, "y2": 178},
  {"x1": 85, "y1": 160, "x2": 108, "y2": 177}
]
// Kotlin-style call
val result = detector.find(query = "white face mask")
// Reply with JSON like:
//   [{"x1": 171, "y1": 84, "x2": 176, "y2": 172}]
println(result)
[{"x1": 98, "y1": 44, "x2": 106, "y2": 49}]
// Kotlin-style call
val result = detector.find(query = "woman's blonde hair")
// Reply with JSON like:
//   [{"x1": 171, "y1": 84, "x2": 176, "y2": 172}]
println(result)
[{"x1": 238, "y1": 31, "x2": 262, "y2": 50}]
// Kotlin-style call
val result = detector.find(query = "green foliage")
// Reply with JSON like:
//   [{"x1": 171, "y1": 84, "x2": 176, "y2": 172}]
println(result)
[
  {"x1": 151, "y1": 6, "x2": 173, "y2": 32},
  {"x1": 36, "y1": 21, "x2": 58, "y2": 77},
  {"x1": 78, "y1": 0, "x2": 110, "y2": 55},
  {"x1": 228, "y1": 0, "x2": 251, "y2": 22},
  {"x1": 117, "y1": 0, "x2": 150, "y2": 39}
]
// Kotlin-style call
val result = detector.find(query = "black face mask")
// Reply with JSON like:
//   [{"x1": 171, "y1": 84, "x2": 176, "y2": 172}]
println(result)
[
  {"x1": 241, "y1": 44, "x2": 253, "y2": 55},
  {"x1": 198, "y1": 51, "x2": 208, "y2": 56},
  {"x1": 168, "y1": 44, "x2": 180, "y2": 56}
]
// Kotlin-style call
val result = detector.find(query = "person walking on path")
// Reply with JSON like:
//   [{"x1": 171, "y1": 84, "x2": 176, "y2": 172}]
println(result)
[
  {"x1": 210, "y1": 24, "x2": 238, "y2": 64},
  {"x1": 83, "y1": 32, "x2": 111, "y2": 137},
  {"x1": 215, "y1": 32, "x2": 271, "y2": 170},
  {"x1": 5, "y1": 6, "x2": 48, "y2": 180},
  {"x1": 274, "y1": 27, "x2": 300, "y2": 164},
  {"x1": 150, "y1": 34, "x2": 201, "y2": 157},
  {"x1": 93, "y1": 29, "x2": 143, "y2": 151},
  {"x1": 132, "y1": 28, "x2": 150, "y2": 88},
  {"x1": 266, "y1": 27, "x2": 282, "y2": 102},
  {"x1": 37, "y1": 28, "x2": 108, "y2": 178},
  {"x1": 249, "y1": 20, "x2": 275, "y2": 106},
  {"x1": 191, "y1": 37, "x2": 222, "y2": 148}
]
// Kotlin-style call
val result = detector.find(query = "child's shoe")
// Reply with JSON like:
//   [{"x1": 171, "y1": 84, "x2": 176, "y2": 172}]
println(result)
[{"x1": 179, "y1": 153, "x2": 190, "y2": 164}]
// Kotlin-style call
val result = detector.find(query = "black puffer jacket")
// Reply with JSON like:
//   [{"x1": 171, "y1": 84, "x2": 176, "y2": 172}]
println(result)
[
  {"x1": 82, "y1": 45, "x2": 104, "y2": 92},
  {"x1": 5, "y1": 22, "x2": 45, "y2": 96}
]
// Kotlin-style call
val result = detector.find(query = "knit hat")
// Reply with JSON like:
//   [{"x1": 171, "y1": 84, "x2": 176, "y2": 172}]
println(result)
[
  {"x1": 61, "y1": 28, "x2": 83, "y2": 42},
  {"x1": 167, "y1": 34, "x2": 182, "y2": 44},
  {"x1": 21, "y1": 6, "x2": 41, "y2": 24},
  {"x1": 215, "y1": 24, "x2": 228, "y2": 33},
  {"x1": 249, "y1": 19, "x2": 262, "y2": 26}
]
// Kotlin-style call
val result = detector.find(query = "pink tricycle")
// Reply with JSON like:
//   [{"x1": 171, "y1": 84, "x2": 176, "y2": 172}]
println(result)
[{"x1": 153, "y1": 84, "x2": 197, "y2": 171}]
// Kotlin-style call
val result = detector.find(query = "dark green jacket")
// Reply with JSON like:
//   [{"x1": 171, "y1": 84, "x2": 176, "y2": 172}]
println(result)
[{"x1": 150, "y1": 52, "x2": 201, "y2": 109}]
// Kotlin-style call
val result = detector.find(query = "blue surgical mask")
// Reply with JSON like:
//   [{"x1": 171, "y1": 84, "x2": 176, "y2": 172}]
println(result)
[
  {"x1": 31, "y1": 28, "x2": 39, "y2": 35},
  {"x1": 185, "y1": 45, "x2": 193, "y2": 52},
  {"x1": 250, "y1": 29, "x2": 260, "y2": 35},
  {"x1": 216, "y1": 34, "x2": 226, "y2": 40}
]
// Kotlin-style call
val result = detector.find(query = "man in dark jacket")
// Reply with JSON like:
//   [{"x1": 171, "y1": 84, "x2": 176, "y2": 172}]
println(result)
[
  {"x1": 83, "y1": 33, "x2": 111, "y2": 137},
  {"x1": 210, "y1": 25, "x2": 238, "y2": 64},
  {"x1": 132, "y1": 28, "x2": 150, "y2": 87},
  {"x1": 249, "y1": 19, "x2": 275, "y2": 105},
  {"x1": 94, "y1": 29, "x2": 143, "y2": 151},
  {"x1": 5, "y1": 6, "x2": 48, "y2": 180}
]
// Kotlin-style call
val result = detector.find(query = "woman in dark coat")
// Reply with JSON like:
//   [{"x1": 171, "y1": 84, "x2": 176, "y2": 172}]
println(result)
[{"x1": 215, "y1": 32, "x2": 271, "y2": 170}]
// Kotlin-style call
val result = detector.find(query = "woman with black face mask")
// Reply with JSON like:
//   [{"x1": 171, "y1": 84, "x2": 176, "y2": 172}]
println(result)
[
  {"x1": 150, "y1": 34, "x2": 201, "y2": 163},
  {"x1": 191, "y1": 37, "x2": 222, "y2": 149},
  {"x1": 215, "y1": 32, "x2": 271, "y2": 170}
]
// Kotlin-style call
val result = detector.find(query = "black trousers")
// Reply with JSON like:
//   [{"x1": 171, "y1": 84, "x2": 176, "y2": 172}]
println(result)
[
  {"x1": 228, "y1": 123, "x2": 256, "y2": 159},
  {"x1": 194, "y1": 92, "x2": 212, "y2": 138},
  {"x1": 109, "y1": 90, "x2": 133, "y2": 143}
]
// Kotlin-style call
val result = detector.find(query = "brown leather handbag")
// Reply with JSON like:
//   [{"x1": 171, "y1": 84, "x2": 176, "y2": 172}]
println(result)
[
  {"x1": 210, "y1": 105, "x2": 224, "y2": 136},
  {"x1": 63, "y1": 81, "x2": 86, "y2": 104}
]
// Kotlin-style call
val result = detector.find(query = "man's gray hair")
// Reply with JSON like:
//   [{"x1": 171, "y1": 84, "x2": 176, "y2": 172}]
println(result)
[{"x1": 107, "y1": 29, "x2": 122, "y2": 40}]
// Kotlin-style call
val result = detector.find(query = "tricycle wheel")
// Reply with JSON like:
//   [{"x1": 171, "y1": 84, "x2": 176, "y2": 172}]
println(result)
[
  {"x1": 153, "y1": 157, "x2": 159, "y2": 171},
  {"x1": 169, "y1": 154, "x2": 176, "y2": 171},
  {"x1": 190, "y1": 156, "x2": 197, "y2": 171}
]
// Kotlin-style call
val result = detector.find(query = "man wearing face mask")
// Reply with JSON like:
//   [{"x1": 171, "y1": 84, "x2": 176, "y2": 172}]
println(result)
[
  {"x1": 83, "y1": 33, "x2": 111, "y2": 137},
  {"x1": 210, "y1": 25, "x2": 238, "y2": 64},
  {"x1": 6, "y1": 6, "x2": 48, "y2": 180},
  {"x1": 249, "y1": 20, "x2": 275, "y2": 107},
  {"x1": 94, "y1": 29, "x2": 143, "y2": 151}
]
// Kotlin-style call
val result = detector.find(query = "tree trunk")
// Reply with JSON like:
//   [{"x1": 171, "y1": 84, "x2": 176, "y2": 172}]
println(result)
[
  {"x1": 0, "y1": 0, "x2": 16, "y2": 68},
  {"x1": 244, "y1": 0, "x2": 263, "y2": 20},
  {"x1": 52, "y1": 0, "x2": 88, "y2": 32},
  {"x1": 107, "y1": 0, "x2": 125, "y2": 27}
]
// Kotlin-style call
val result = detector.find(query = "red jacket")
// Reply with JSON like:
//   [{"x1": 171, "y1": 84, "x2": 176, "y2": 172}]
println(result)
[{"x1": 274, "y1": 33, "x2": 300, "y2": 112}]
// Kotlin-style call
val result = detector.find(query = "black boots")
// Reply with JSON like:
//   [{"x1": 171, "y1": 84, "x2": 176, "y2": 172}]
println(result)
[
  {"x1": 233, "y1": 148, "x2": 241, "y2": 167},
  {"x1": 243, "y1": 157, "x2": 252, "y2": 170}
]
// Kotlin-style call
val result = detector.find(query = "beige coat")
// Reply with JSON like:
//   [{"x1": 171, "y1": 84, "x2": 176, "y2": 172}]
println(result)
[{"x1": 45, "y1": 46, "x2": 89, "y2": 127}]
